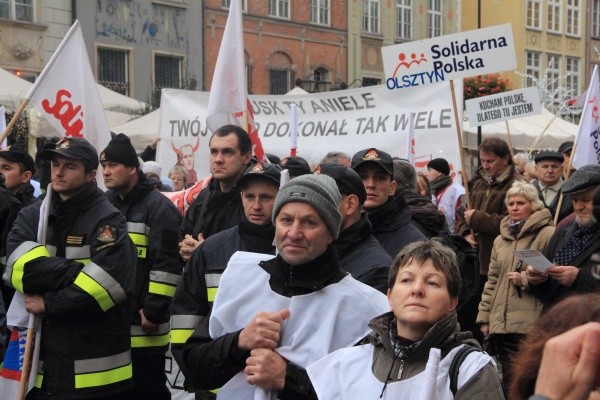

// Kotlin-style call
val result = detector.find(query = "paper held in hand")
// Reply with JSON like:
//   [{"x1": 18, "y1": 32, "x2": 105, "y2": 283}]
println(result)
[{"x1": 513, "y1": 249, "x2": 554, "y2": 272}]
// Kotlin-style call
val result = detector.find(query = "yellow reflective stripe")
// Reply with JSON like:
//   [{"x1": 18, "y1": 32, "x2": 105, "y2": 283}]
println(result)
[
  {"x1": 10, "y1": 245, "x2": 50, "y2": 292},
  {"x1": 131, "y1": 332, "x2": 170, "y2": 348},
  {"x1": 74, "y1": 273, "x2": 115, "y2": 311},
  {"x1": 34, "y1": 372, "x2": 43, "y2": 388},
  {"x1": 73, "y1": 262, "x2": 126, "y2": 311},
  {"x1": 210, "y1": 388, "x2": 220, "y2": 394},
  {"x1": 128, "y1": 233, "x2": 148, "y2": 259},
  {"x1": 148, "y1": 282, "x2": 176, "y2": 297},
  {"x1": 74, "y1": 364, "x2": 132, "y2": 389},
  {"x1": 207, "y1": 287, "x2": 218, "y2": 302},
  {"x1": 170, "y1": 329, "x2": 195, "y2": 345},
  {"x1": 128, "y1": 232, "x2": 148, "y2": 246}
]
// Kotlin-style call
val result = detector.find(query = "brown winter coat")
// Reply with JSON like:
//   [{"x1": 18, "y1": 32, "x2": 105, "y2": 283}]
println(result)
[
  {"x1": 476, "y1": 209, "x2": 555, "y2": 334},
  {"x1": 459, "y1": 165, "x2": 522, "y2": 275}
]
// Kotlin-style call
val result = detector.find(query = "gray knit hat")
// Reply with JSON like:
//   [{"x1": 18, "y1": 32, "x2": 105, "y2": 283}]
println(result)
[{"x1": 272, "y1": 174, "x2": 342, "y2": 239}]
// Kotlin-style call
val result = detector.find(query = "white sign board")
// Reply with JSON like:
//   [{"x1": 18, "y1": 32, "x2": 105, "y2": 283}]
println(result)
[
  {"x1": 157, "y1": 83, "x2": 464, "y2": 185},
  {"x1": 465, "y1": 87, "x2": 542, "y2": 126},
  {"x1": 382, "y1": 24, "x2": 516, "y2": 91}
]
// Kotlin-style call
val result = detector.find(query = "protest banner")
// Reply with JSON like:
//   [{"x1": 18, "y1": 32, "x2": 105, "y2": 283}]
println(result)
[
  {"x1": 466, "y1": 87, "x2": 542, "y2": 126},
  {"x1": 157, "y1": 82, "x2": 463, "y2": 193}
]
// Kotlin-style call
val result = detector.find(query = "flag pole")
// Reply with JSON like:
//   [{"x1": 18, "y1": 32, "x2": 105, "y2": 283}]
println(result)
[
  {"x1": 290, "y1": 103, "x2": 298, "y2": 156},
  {"x1": 0, "y1": 99, "x2": 29, "y2": 146},
  {"x1": 450, "y1": 80, "x2": 472, "y2": 209}
]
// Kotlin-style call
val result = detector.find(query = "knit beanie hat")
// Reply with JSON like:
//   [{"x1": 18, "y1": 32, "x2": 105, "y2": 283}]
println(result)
[
  {"x1": 100, "y1": 133, "x2": 139, "y2": 167},
  {"x1": 427, "y1": 158, "x2": 450, "y2": 176},
  {"x1": 272, "y1": 174, "x2": 342, "y2": 239},
  {"x1": 142, "y1": 161, "x2": 162, "y2": 177}
]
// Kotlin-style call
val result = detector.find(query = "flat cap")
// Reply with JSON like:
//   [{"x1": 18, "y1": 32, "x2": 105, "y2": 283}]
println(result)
[
  {"x1": 238, "y1": 161, "x2": 282, "y2": 188},
  {"x1": 40, "y1": 137, "x2": 99, "y2": 169},
  {"x1": 558, "y1": 141, "x2": 574, "y2": 155},
  {"x1": 534, "y1": 151, "x2": 564, "y2": 164},
  {"x1": 562, "y1": 164, "x2": 600, "y2": 195}
]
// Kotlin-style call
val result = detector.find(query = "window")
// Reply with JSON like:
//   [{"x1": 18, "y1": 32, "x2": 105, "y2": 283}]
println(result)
[
  {"x1": 98, "y1": 48, "x2": 130, "y2": 96},
  {"x1": 566, "y1": 57, "x2": 580, "y2": 95},
  {"x1": 221, "y1": 0, "x2": 246, "y2": 12},
  {"x1": 525, "y1": 51, "x2": 541, "y2": 87},
  {"x1": 310, "y1": 0, "x2": 329, "y2": 26},
  {"x1": 546, "y1": 54, "x2": 561, "y2": 94},
  {"x1": 566, "y1": 0, "x2": 580, "y2": 36},
  {"x1": 428, "y1": 0, "x2": 442, "y2": 38},
  {"x1": 526, "y1": 0, "x2": 541, "y2": 29},
  {"x1": 363, "y1": 0, "x2": 379, "y2": 34},
  {"x1": 0, "y1": 0, "x2": 34, "y2": 22},
  {"x1": 268, "y1": 51, "x2": 293, "y2": 95},
  {"x1": 547, "y1": 0, "x2": 561, "y2": 33},
  {"x1": 396, "y1": 0, "x2": 412, "y2": 39},
  {"x1": 594, "y1": 0, "x2": 600, "y2": 37},
  {"x1": 269, "y1": 0, "x2": 289, "y2": 19},
  {"x1": 155, "y1": 55, "x2": 182, "y2": 89}
]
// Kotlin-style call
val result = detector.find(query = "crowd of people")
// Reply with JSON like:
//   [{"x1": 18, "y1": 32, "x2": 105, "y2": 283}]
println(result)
[{"x1": 0, "y1": 125, "x2": 599, "y2": 400}]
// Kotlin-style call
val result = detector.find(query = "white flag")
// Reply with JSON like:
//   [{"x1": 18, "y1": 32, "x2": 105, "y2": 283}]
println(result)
[
  {"x1": 572, "y1": 65, "x2": 600, "y2": 168},
  {"x1": 25, "y1": 20, "x2": 110, "y2": 180},
  {"x1": 206, "y1": 0, "x2": 266, "y2": 161},
  {"x1": 0, "y1": 106, "x2": 6, "y2": 149}
]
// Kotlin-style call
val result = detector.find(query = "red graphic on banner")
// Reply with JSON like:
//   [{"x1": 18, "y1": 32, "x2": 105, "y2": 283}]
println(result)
[
  {"x1": 393, "y1": 52, "x2": 428, "y2": 77},
  {"x1": 41, "y1": 89, "x2": 84, "y2": 138}
]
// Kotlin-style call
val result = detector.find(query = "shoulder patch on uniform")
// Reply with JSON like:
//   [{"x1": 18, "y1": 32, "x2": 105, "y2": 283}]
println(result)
[{"x1": 97, "y1": 225, "x2": 117, "y2": 243}]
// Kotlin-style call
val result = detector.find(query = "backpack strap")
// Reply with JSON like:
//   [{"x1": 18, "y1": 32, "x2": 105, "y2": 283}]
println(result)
[{"x1": 449, "y1": 345, "x2": 480, "y2": 396}]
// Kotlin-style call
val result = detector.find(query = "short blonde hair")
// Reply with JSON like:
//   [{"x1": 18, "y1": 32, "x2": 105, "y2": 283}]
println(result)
[
  {"x1": 505, "y1": 180, "x2": 544, "y2": 212},
  {"x1": 524, "y1": 162, "x2": 537, "y2": 180}
]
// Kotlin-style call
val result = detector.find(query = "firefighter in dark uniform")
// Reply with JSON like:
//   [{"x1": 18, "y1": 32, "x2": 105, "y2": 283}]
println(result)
[
  {"x1": 4, "y1": 137, "x2": 136, "y2": 400},
  {"x1": 171, "y1": 162, "x2": 280, "y2": 399},
  {"x1": 100, "y1": 134, "x2": 183, "y2": 400}
]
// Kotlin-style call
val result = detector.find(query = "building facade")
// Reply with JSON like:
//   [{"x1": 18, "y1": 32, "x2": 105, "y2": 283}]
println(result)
[
  {"x1": 462, "y1": 0, "x2": 588, "y2": 100},
  {"x1": 0, "y1": 0, "x2": 71, "y2": 81},
  {"x1": 76, "y1": 0, "x2": 203, "y2": 104},
  {"x1": 347, "y1": 0, "x2": 460, "y2": 87},
  {"x1": 203, "y1": 0, "x2": 347, "y2": 94}
]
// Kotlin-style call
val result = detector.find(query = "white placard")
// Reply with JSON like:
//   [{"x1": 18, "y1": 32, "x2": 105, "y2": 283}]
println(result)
[
  {"x1": 382, "y1": 24, "x2": 516, "y2": 91},
  {"x1": 466, "y1": 87, "x2": 542, "y2": 126}
]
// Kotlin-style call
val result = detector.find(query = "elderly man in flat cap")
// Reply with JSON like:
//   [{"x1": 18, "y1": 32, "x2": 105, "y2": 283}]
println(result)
[
  {"x1": 527, "y1": 164, "x2": 600, "y2": 307},
  {"x1": 532, "y1": 150, "x2": 573, "y2": 223}
]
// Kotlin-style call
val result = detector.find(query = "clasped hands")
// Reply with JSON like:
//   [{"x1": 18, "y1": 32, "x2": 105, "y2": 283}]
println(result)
[{"x1": 238, "y1": 308, "x2": 290, "y2": 390}]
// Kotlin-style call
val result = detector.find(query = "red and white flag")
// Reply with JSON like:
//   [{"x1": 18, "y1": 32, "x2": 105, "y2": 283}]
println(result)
[
  {"x1": 572, "y1": 64, "x2": 600, "y2": 168},
  {"x1": 206, "y1": 0, "x2": 266, "y2": 161},
  {"x1": 25, "y1": 20, "x2": 110, "y2": 173}
]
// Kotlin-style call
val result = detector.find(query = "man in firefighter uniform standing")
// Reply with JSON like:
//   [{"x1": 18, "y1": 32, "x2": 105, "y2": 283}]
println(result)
[
  {"x1": 4, "y1": 137, "x2": 136, "y2": 399},
  {"x1": 100, "y1": 133, "x2": 183, "y2": 400}
]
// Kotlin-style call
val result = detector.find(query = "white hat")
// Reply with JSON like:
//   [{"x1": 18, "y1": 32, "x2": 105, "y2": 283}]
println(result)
[{"x1": 142, "y1": 161, "x2": 162, "y2": 177}]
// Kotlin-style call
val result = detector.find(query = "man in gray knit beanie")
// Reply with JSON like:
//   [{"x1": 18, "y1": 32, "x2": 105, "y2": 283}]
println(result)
[{"x1": 272, "y1": 174, "x2": 342, "y2": 239}]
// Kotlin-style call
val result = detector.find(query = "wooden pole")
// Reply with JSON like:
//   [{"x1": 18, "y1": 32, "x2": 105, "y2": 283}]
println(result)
[
  {"x1": 450, "y1": 80, "x2": 472, "y2": 209},
  {"x1": 18, "y1": 315, "x2": 37, "y2": 400},
  {"x1": 528, "y1": 113, "x2": 558, "y2": 158},
  {"x1": 505, "y1": 120, "x2": 514, "y2": 157},
  {"x1": 0, "y1": 99, "x2": 29, "y2": 147}
]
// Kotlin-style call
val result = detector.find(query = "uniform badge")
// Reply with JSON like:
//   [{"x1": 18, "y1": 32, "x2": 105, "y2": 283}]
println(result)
[
  {"x1": 314, "y1": 165, "x2": 322, "y2": 174},
  {"x1": 97, "y1": 225, "x2": 117, "y2": 243},
  {"x1": 363, "y1": 149, "x2": 381, "y2": 161}
]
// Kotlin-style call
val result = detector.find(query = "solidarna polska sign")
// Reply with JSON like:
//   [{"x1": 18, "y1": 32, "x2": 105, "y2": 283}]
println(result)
[{"x1": 382, "y1": 24, "x2": 517, "y2": 90}]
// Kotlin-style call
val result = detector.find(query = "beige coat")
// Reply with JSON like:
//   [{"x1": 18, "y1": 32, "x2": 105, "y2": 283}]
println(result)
[{"x1": 477, "y1": 208, "x2": 555, "y2": 334}]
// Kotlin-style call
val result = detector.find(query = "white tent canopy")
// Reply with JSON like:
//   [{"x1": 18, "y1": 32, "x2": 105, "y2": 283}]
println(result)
[
  {"x1": 112, "y1": 108, "x2": 160, "y2": 151},
  {"x1": 0, "y1": 66, "x2": 145, "y2": 114},
  {"x1": 462, "y1": 107, "x2": 576, "y2": 152}
]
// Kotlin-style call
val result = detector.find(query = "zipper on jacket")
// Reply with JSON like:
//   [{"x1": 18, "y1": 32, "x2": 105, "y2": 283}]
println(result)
[{"x1": 397, "y1": 359, "x2": 405, "y2": 379}]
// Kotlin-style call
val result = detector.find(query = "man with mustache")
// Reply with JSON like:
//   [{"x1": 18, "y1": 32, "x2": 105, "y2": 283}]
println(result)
[
  {"x1": 527, "y1": 164, "x2": 600, "y2": 307},
  {"x1": 532, "y1": 150, "x2": 573, "y2": 223}
]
